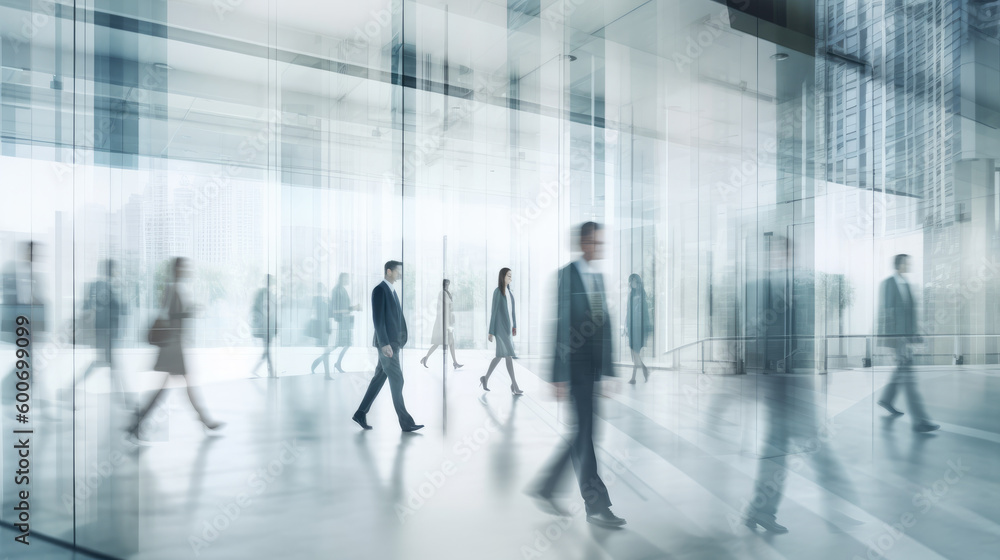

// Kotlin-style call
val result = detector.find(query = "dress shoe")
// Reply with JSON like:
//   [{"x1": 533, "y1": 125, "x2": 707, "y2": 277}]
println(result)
[
  {"x1": 586, "y1": 508, "x2": 626, "y2": 528},
  {"x1": 877, "y1": 400, "x2": 903, "y2": 415},
  {"x1": 744, "y1": 512, "x2": 788, "y2": 534},
  {"x1": 352, "y1": 413, "x2": 372, "y2": 430},
  {"x1": 402, "y1": 424, "x2": 424, "y2": 433},
  {"x1": 913, "y1": 422, "x2": 940, "y2": 433}
]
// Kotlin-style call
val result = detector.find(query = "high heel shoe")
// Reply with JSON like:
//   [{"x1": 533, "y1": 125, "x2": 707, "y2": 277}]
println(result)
[
  {"x1": 479, "y1": 376, "x2": 490, "y2": 391},
  {"x1": 420, "y1": 356, "x2": 429, "y2": 368},
  {"x1": 511, "y1": 384, "x2": 523, "y2": 396},
  {"x1": 335, "y1": 363, "x2": 346, "y2": 374},
  {"x1": 643, "y1": 366, "x2": 650, "y2": 383},
  {"x1": 453, "y1": 363, "x2": 464, "y2": 369},
  {"x1": 744, "y1": 513, "x2": 788, "y2": 534}
]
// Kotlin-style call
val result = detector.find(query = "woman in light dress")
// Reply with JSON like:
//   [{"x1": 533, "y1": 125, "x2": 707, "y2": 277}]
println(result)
[
  {"x1": 481, "y1": 268, "x2": 522, "y2": 395},
  {"x1": 420, "y1": 278, "x2": 463, "y2": 369}
]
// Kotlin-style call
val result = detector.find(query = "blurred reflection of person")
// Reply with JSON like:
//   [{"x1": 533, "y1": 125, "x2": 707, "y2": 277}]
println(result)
[
  {"x1": 80, "y1": 259, "x2": 129, "y2": 407},
  {"x1": 624, "y1": 273, "x2": 652, "y2": 384},
  {"x1": 481, "y1": 268, "x2": 521, "y2": 395},
  {"x1": 1, "y1": 241, "x2": 46, "y2": 342},
  {"x1": 251, "y1": 274, "x2": 277, "y2": 377},
  {"x1": 129, "y1": 257, "x2": 223, "y2": 440},
  {"x1": 528, "y1": 222, "x2": 625, "y2": 529},
  {"x1": 81, "y1": 259, "x2": 123, "y2": 378},
  {"x1": 742, "y1": 234, "x2": 855, "y2": 534},
  {"x1": 329, "y1": 273, "x2": 360, "y2": 376},
  {"x1": 2, "y1": 242, "x2": 47, "y2": 411},
  {"x1": 876, "y1": 254, "x2": 939, "y2": 433},
  {"x1": 420, "y1": 278, "x2": 463, "y2": 370},
  {"x1": 309, "y1": 282, "x2": 333, "y2": 377},
  {"x1": 352, "y1": 261, "x2": 422, "y2": 432}
]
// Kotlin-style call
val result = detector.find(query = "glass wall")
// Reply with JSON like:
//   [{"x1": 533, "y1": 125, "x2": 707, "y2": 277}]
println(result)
[{"x1": 2, "y1": 0, "x2": 999, "y2": 556}]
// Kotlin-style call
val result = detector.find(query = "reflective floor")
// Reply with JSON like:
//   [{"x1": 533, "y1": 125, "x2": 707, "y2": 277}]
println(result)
[{"x1": 15, "y1": 348, "x2": 1000, "y2": 560}]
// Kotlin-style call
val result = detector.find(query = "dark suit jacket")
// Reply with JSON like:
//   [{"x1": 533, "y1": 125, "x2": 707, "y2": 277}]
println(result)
[
  {"x1": 878, "y1": 275, "x2": 917, "y2": 347},
  {"x1": 84, "y1": 279, "x2": 121, "y2": 334},
  {"x1": 552, "y1": 262, "x2": 614, "y2": 383},
  {"x1": 372, "y1": 281, "x2": 407, "y2": 348}
]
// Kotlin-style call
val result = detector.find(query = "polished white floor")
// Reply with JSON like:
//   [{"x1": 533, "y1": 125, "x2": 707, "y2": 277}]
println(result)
[{"x1": 8, "y1": 346, "x2": 1000, "y2": 559}]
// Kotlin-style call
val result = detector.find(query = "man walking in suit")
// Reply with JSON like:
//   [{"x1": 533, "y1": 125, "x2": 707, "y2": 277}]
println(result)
[
  {"x1": 877, "y1": 254, "x2": 939, "y2": 432},
  {"x1": 529, "y1": 222, "x2": 626, "y2": 529},
  {"x1": 352, "y1": 260, "x2": 423, "y2": 432}
]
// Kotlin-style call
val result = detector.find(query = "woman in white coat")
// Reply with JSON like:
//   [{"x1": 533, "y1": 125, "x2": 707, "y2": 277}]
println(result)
[{"x1": 421, "y1": 279, "x2": 463, "y2": 369}]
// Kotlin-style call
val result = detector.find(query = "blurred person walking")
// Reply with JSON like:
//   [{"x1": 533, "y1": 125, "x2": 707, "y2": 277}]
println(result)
[
  {"x1": 328, "y1": 272, "x2": 360, "y2": 376},
  {"x1": 1, "y1": 241, "x2": 46, "y2": 342},
  {"x1": 527, "y1": 222, "x2": 625, "y2": 528},
  {"x1": 129, "y1": 257, "x2": 223, "y2": 440},
  {"x1": 877, "y1": 254, "x2": 939, "y2": 432},
  {"x1": 624, "y1": 273, "x2": 652, "y2": 384},
  {"x1": 251, "y1": 274, "x2": 277, "y2": 377},
  {"x1": 480, "y1": 268, "x2": 521, "y2": 395},
  {"x1": 81, "y1": 259, "x2": 123, "y2": 379},
  {"x1": 421, "y1": 279, "x2": 463, "y2": 370},
  {"x1": 309, "y1": 282, "x2": 333, "y2": 377}
]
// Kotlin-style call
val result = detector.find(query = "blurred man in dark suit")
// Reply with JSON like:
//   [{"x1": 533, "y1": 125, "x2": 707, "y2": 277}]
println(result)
[
  {"x1": 877, "y1": 254, "x2": 938, "y2": 432},
  {"x1": 529, "y1": 222, "x2": 625, "y2": 529}
]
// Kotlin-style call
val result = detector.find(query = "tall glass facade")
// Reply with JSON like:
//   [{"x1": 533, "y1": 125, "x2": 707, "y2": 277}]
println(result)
[{"x1": 1, "y1": 0, "x2": 998, "y2": 558}]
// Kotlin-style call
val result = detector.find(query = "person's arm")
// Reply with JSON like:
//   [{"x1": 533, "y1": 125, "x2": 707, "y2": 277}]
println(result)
[
  {"x1": 644, "y1": 296, "x2": 652, "y2": 341},
  {"x1": 552, "y1": 268, "x2": 571, "y2": 383},
  {"x1": 372, "y1": 286, "x2": 389, "y2": 349},
  {"x1": 623, "y1": 295, "x2": 631, "y2": 337},
  {"x1": 879, "y1": 279, "x2": 890, "y2": 335},
  {"x1": 488, "y1": 288, "x2": 499, "y2": 340},
  {"x1": 511, "y1": 291, "x2": 517, "y2": 335}
]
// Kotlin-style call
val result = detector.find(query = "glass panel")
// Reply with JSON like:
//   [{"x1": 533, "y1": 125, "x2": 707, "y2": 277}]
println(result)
[{"x1": 0, "y1": 0, "x2": 998, "y2": 557}]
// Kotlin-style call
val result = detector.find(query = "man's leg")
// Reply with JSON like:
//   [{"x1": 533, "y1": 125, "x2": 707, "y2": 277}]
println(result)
[
  {"x1": 381, "y1": 349, "x2": 416, "y2": 429},
  {"x1": 264, "y1": 336, "x2": 275, "y2": 375},
  {"x1": 570, "y1": 376, "x2": 611, "y2": 513},
  {"x1": 897, "y1": 346, "x2": 931, "y2": 424},
  {"x1": 880, "y1": 346, "x2": 905, "y2": 405},
  {"x1": 535, "y1": 443, "x2": 573, "y2": 498},
  {"x1": 356, "y1": 359, "x2": 388, "y2": 416}
]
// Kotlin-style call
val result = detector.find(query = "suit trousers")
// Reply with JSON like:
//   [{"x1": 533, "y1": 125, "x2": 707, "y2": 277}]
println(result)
[
  {"x1": 880, "y1": 344, "x2": 930, "y2": 424},
  {"x1": 536, "y1": 369, "x2": 611, "y2": 514},
  {"x1": 357, "y1": 345, "x2": 416, "y2": 429},
  {"x1": 748, "y1": 375, "x2": 854, "y2": 520}
]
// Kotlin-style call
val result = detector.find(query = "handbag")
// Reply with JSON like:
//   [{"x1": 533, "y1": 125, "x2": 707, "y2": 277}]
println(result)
[
  {"x1": 146, "y1": 317, "x2": 172, "y2": 347},
  {"x1": 306, "y1": 318, "x2": 322, "y2": 339},
  {"x1": 146, "y1": 288, "x2": 174, "y2": 347}
]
